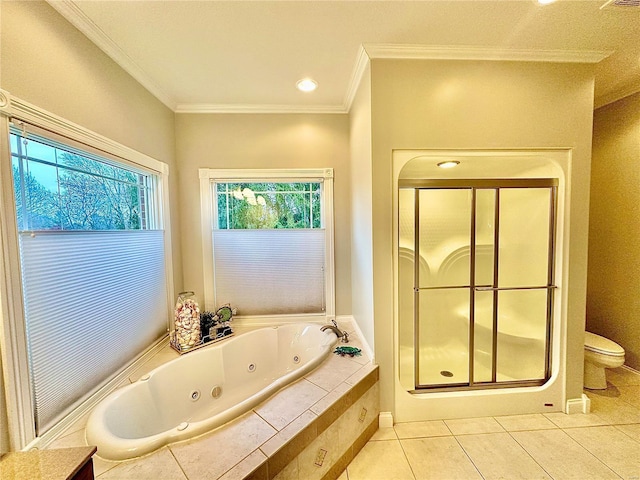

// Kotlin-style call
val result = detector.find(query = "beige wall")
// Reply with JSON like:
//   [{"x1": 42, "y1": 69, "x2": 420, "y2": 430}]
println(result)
[
  {"x1": 175, "y1": 113, "x2": 352, "y2": 316},
  {"x1": 0, "y1": 0, "x2": 182, "y2": 294},
  {"x1": 588, "y1": 92, "x2": 640, "y2": 370},
  {"x1": 0, "y1": 345, "x2": 7, "y2": 453},
  {"x1": 370, "y1": 59, "x2": 595, "y2": 412},
  {"x1": 349, "y1": 65, "x2": 374, "y2": 348},
  {"x1": 0, "y1": 1, "x2": 181, "y2": 449}
]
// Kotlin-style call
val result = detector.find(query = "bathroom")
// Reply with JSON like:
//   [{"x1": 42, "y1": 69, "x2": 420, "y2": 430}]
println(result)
[{"x1": 2, "y1": 1, "x2": 640, "y2": 478}]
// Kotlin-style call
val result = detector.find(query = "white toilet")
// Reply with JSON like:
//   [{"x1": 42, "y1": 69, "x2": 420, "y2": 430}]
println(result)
[{"x1": 584, "y1": 331, "x2": 625, "y2": 390}]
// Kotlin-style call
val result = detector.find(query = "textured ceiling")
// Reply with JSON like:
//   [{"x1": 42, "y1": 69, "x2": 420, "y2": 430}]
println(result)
[{"x1": 50, "y1": 0, "x2": 640, "y2": 112}]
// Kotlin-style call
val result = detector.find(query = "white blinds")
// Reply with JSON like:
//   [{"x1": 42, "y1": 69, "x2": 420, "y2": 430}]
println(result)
[
  {"x1": 213, "y1": 229, "x2": 325, "y2": 316},
  {"x1": 19, "y1": 230, "x2": 168, "y2": 433}
]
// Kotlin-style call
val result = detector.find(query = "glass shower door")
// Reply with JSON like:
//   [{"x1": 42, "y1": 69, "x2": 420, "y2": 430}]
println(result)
[
  {"x1": 416, "y1": 188, "x2": 472, "y2": 387},
  {"x1": 400, "y1": 179, "x2": 557, "y2": 391},
  {"x1": 492, "y1": 188, "x2": 555, "y2": 383}
]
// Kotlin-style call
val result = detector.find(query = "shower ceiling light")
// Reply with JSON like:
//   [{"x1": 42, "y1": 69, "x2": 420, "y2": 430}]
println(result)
[
  {"x1": 296, "y1": 78, "x2": 318, "y2": 92},
  {"x1": 437, "y1": 161, "x2": 460, "y2": 169}
]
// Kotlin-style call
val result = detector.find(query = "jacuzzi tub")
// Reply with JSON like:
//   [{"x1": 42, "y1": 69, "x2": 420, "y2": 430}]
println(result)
[{"x1": 86, "y1": 323, "x2": 338, "y2": 460}]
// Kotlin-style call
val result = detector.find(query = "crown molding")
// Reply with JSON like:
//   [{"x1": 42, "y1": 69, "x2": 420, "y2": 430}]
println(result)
[
  {"x1": 343, "y1": 45, "x2": 372, "y2": 112},
  {"x1": 363, "y1": 44, "x2": 612, "y2": 64},
  {"x1": 175, "y1": 104, "x2": 347, "y2": 114},
  {"x1": 594, "y1": 81, "x2": 640, "y2": 109},
  {"x1": 46, "y1": 0, "x2": 177, "y2": 111},
  {"x1": 43, "y1": 2, "x2": 616, "y2": 115}
]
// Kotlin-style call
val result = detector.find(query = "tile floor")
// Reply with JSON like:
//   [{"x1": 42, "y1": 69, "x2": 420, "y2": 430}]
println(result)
[{"x1": 341, "y1": 366, "x2": 640, "y2": 480}]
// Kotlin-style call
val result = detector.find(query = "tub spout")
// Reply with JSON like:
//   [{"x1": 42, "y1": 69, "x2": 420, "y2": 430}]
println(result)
[{"x1": 321, "y1": 320, "x2": 349, "y2": 343}]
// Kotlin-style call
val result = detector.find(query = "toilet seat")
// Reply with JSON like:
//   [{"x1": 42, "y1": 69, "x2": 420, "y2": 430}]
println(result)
[{"x1": 585, "y1": 332, "x2": 625, "y2": 357}]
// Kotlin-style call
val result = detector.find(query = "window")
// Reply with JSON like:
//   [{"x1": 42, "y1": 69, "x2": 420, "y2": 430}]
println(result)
[
  {"x1": 11, "y1": 132, "x2": 154, "y2": 231},
  {"x1": 9, "y1": 126, "x2": 170, "y2": 435},
  {"x1": 215, "y1": 182, "x2": 321, "y2": 230},
  {"x1": 200, "y1": 169, "x2": 335, "y2": 320}
]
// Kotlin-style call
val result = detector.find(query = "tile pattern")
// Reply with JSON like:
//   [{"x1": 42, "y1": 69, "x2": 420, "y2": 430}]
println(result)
[
  {"x1": 348, "y1": 366, "x2": 640, "y2": 480},
  {"x1": 45, "y1": 321, "x2": 378, "y2": 480},
  {"x1": 45, "y1": 333, "x2": 640, "y2": 480}
]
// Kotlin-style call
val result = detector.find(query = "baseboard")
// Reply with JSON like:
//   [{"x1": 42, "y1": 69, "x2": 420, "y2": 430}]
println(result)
[
  {"x1": 566, "y1": 393, "x2": 590, "y2": 414},
  {"x1": 622, "y1": 364, "x2": 640, "y2": 375},
  {"x1": 379, "y1": 411, "x2": 394, "y2": 428},
  {"x1": 337, "y1": 315, "x2": 374, "y2": 362}
]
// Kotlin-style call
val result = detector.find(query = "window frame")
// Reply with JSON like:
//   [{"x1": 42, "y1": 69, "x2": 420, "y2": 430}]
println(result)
[
  {"x1": 199, "y1": 168, "x2": 335, "y2": 325},
  {"x1": 0, "y1": 90, "x2": 174, "y2": 450}
]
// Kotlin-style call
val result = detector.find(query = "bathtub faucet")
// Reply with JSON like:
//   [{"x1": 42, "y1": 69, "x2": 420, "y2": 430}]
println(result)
[{"x1": 321, "y1": 320, "x2": 350, "y2": 343}]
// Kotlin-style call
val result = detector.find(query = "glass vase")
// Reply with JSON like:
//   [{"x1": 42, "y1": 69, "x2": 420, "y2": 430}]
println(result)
[{"x1": 173, "y1": 291, "x2": 201, "y2": 351}]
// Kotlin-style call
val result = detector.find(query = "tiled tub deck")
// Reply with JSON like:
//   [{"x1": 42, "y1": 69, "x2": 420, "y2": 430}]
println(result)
[{"x1": 46, "y1": 324, "x2": 379, "y2": 480}]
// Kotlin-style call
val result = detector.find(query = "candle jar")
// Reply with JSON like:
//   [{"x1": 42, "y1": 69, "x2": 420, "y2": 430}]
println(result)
[{"x1": 173, "y1": 291, "x2": 201, "y2": 351}]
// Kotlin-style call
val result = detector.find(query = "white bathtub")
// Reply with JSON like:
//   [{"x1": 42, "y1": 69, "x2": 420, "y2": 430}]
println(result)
[{"x1": 86, "y1": 323, "x2": 338, "y2": 460}]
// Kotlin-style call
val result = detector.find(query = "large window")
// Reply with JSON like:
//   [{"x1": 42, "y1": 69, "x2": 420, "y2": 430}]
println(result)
[
  {"x1": 9, "y1": 126, "x2": 169, "y2": 435},
  {"x1": 200, "y1": 170, "x2": 335, "y2": 320}
]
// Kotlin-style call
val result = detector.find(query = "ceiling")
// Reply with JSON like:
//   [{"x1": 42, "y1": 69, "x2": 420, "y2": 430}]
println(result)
[{"x1": 49, "y1": 0, "x2": 640, "y2": 113}]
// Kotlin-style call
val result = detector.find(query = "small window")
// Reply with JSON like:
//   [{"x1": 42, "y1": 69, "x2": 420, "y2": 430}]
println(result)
[
  {"x1": 201, "y1": 170, "x2": 335, "y2": 319},
  {"x1": 215, "y1": 182, "x2": 321, "y2": 230}
]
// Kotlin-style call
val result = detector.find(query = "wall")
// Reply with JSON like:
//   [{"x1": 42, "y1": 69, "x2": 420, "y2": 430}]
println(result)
[
  {"x1": 0, "y1": 340, "x2": 7, "y2": 454},
  {"x1": 349, "y1": 64, "x2": 375, "y2": 350},
  {"x1": 370, "y1": 59, "x2": 595, "y2": 413},
  {"x1": 588, "y1": 91, "x2": 640, "y2": 370},
  {"x1": 0, "y1": 0, "x2": 181, "y2": 449},
  {"x1": 175, "y1": 113, "x2": 352, "y2": 316},
  {"x1": 0, "y1": 0, "x2": 181, "y2": 292}
]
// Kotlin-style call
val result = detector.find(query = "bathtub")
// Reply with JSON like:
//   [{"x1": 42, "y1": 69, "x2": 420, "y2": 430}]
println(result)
[{"x1": 86, "y1": 323, "x2": 338, "y2": 460}]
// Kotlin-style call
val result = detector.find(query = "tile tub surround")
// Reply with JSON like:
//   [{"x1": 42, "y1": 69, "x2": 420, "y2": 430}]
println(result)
[{"x1": 46, "y1": 323, "x2": 379, "y2": 480}]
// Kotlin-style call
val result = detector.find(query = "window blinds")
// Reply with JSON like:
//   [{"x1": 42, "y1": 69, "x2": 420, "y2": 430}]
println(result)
[
  {"x1": 212, "y1": 229, "x2": 325, "y2": 316},
  {"x1": 19, "y1": 230, "x2": 168, "y2": 433}
]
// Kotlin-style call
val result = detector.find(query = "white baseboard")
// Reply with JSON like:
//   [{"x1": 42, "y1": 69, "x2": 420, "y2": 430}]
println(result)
[
  {"x1": 379, "y1": 412, "x2": 394, "y2": 428},
  {"x1": 566, "y1": 394, "x2": 590, "y2": 414}
]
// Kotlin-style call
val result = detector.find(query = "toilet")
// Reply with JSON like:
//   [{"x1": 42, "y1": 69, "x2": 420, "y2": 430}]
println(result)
[{"x1": 584, "y1": 331, "x2": 625, "y2": 390}]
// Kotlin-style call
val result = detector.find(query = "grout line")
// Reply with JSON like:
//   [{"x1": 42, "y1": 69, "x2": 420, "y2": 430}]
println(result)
[
  {"x1": 559, "y1": 428, "x2": 626, "y2": 479},
  {"x1": 167, "y1": 447, "x2": 189, "y2": 480},
  {"x1": 94, "y1": 462, "x2": 119, "y2": 479},
  {"x1": 450, "y1": 433, "x2": 486, "y2": 480},
  {"x1": 505, "y1": 429, "x2": 558, "y2": 480},
  {"x1": 396, "y1": 437, "x2": 418, "y2": 480},
  {"x1": 612, "y1": 424, "x2": 640, "y2": 444},
  {"x1": 252, "y1": 408, "x2": 286, "y2": 434}
]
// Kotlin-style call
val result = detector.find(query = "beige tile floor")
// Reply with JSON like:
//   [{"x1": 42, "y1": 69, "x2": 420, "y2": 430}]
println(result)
[{"x1": 343, "y1": 367, "x2": 640, "y2": 480}]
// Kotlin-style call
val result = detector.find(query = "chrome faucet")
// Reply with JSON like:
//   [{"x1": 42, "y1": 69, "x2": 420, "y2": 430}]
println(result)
[{"x1": 321, "y1": 319, "x2": 349, "y2": 343}]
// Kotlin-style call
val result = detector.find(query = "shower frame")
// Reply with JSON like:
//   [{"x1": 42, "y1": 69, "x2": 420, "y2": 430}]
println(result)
[{"x1": 399, "y1": 178, "x2": 558, "y2": 393}]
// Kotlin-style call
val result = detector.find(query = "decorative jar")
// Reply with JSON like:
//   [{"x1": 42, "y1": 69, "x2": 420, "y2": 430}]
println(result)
[{"x1": 173, "y1": 291, "x2": 201, "y2": 351}]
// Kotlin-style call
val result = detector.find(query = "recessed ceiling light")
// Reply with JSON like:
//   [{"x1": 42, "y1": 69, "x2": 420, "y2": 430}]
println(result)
[
  {"x1": 296, "y1": 78, "x2": 318, "y2": 92},
  {"x1": 437, "y1": 161, "x2": 460, "y2": 169},
  {"x1": 537, "y1": 0, "x2": 557, "y2": 4}
]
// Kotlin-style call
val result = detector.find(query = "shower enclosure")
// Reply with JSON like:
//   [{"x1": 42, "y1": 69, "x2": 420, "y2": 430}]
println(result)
[{"x1": 398, "y1": 179, "x2": 558, "y2": 392}]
